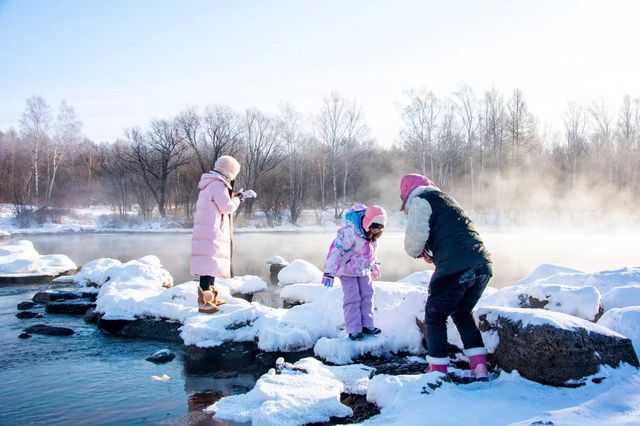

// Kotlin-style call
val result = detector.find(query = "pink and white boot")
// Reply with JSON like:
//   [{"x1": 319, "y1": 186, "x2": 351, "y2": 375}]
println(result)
[
  {"x1": 426, "y1": 356, "x2": 449, "y2": 374},
  {"x1": 465, "y1": 347, "x2": 489, "y2": 380}
]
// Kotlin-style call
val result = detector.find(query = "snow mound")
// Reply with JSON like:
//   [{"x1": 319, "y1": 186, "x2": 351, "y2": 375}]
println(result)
[
  {"x1": 207, "y1": 357, "x2": 372, "y2": 425},
  {"x1": 217, "y1": 275, "x2": 267, "y2": 295},
  {"x1": 396, "y1": 270, "x2": 433, "y2": 286},
  {"x1": 602, "y1": 285, "x2": 640, "y2": 310},
  {"x1": 277, "y1": 259, "x2": 323, "y2": 286},
  {"x1": 0, "y1": 239, "x2": 76, "y2": 276},
  {"x1": 515, "y1": 263, "x2": 586, "y2": 285},
  {"x1": 280, "y1": 283, "x2": 332, "y2": 305},
  {"x1": 54, "y1": 257, "x2": 122, "y2": 287},
  {"x1": 478, "y1": 283, "x2": 603, "y2": 321},
  {"x1": 365, "y1": 366, "x2": 640, "y2": 425},
  {"x1": 515, "y1": 263, "x2": 640, "y2": 295},
  {"x1": 94, "y1": 256, "x2": 174, "y2": 320},
  {"x1": 266, "y1": 256, "x2": 288, "y2": 265},
  {"x1": 599, "y1": 307, "x2": 640, "y2": 356}
]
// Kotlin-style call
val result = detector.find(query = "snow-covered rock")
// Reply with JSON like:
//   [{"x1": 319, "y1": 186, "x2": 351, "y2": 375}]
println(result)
[
  {"x1": 515, "y1": 263, "x2": 640, "y2": 295},
  {"x1": 207, "y1": 357, "x2": 371, "y2": 425},
  {"x1": 266, "y1": 256, "x2": 288, "y2": 265},
  {"x1": 0, "y1": 240, "x2": 76, "y2": 277},
  {"x1": 94, "y1": 256, "x2": 174, "y2": 320},
  {"x1": 476, "y1": 306, "x2": 639, "y2": 385},
  {"x1": 217, "y1": 275, "x2": 267, "y2": 295},
  {"x1": 277, "y1": 259, "x2": 323, "y2": 286},
  {"x1": 599, "y1": 306, "x2": 640, "y2": 356},
  {"x1": 479, "y1": 283, "x2": 604, "y2": 321},
  {"x1": 280, "y1": 282, "x2": 332, "y2": 306},
  {"x1": 365, "y1": 366, "x2": 640, "y2": 425},
  {"x1": 53, "y1": 257, "x2": 122, "y2": 287}
]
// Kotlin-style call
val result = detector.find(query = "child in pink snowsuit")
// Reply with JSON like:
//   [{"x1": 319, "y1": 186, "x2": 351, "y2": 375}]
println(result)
[{"x1": 323, "y1": 204, "x2": 388, "y2": 341}]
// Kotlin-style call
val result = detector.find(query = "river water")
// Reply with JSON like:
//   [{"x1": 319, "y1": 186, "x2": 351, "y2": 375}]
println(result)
[{"x1": 1, "y1": 230, "x2": 638, "y2": 424}]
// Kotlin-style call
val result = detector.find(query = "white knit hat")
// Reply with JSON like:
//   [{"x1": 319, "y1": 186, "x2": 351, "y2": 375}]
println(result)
[{"x1": 214, "y1": 155, "x2": 241, "y2": 181}]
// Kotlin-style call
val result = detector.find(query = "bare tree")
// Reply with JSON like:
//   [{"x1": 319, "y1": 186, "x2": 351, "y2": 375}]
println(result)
[
  {"x1": 241, "y1": 109, "x2": 286, "y2": 215},
  {"x1": 399, "y1": 88, "x2": 439, "y2": 176},
  {"x1": 505, "y1": 88, "x2": 535, "y2": 168},
  {"x1": 564, "y1": 102, "x2": 588, "y2": 189},
  {"x1": 279, "y1": 104, "x2": 307, "y2": 224},
  {"x1": 455, "y1": 85, "x2": 479, "y2": 204},
  {"x1": 47, "y1": 101, "x2": 82, "y2": 201},
  {"x1": 20, "y1": 95, "x2": 52, "y2": 202},
  {"x1": 203, "y1": 105, "x2": 243, "y2": 170},
  {"x1": 126, "y1": 119, "x2": 192, "y2": 217}
]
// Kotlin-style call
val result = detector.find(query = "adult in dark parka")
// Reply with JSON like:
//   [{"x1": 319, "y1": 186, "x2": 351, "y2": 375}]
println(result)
[{"x1": 400, "y1": 173, "x2": 492, "y2": 379}]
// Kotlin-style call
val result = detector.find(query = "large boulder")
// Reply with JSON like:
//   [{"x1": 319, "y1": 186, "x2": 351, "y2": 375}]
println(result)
[{"x1": 477, "y1": 307, "x2": 639, "y2": 386}]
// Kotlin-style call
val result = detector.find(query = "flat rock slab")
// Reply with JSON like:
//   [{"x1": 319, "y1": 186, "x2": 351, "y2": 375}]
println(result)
[
  {"x1": 46, "y1": 300, "x2": 95, "y2": 315},
  {"x1": 24, "y1": 324, "x2": 74, "y2": 336},
  {"x1": 0, "y1": 269, "x2": 77, "y2": 284},
  {"x1": 33, "y1": 290, "x2": 97, "y2": 304},
  {"x1": 478, "y1": 307, "x2": 639, "y2": 386},
  {"x1": 97, "y1": 317, "x2": 182, "y2": 342},
  {"x1": 16, "y1": 311, "x2": 43, "y2": 319},
  {"x1": 17, "y1": 301, "x2": 38, "y2": 310}
]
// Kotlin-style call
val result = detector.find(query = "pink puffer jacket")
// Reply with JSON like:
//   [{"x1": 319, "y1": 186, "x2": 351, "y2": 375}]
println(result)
[{"x1": 190, "y1": 172, "x2": 240, "y2": 277}]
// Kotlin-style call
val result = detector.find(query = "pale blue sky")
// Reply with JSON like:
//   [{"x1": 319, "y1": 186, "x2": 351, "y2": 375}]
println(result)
[{"x1": 1, "y1": 0, "x2": 639, "y2": 144}]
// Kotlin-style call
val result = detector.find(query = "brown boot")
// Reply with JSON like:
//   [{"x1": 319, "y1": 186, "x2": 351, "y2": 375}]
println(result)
[
  {"x1": 198, "y1": 288, "x2": 220, "y2": 314},
  {"x1": 212, "y1": 288, "x2": 227, "y2": 306}
]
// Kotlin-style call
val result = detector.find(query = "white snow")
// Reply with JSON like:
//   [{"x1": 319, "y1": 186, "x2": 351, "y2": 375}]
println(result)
[
  {"x1": 396, "y1": 270, "x2": 433, "y2": 286},
  {"x1": 476, "y1": 306, "x2": 625, "y2": 338},
  {"x1": 365, "y1": 366, "x2": 640, "y2": 426},
  {"x1": 0, "y1": 239, "x2": 76, "y2": 277},
  {"x1": 94, "y1": 256, "x2": 175, "y2": 320},
  {"x1": 279, "y1": 282, "x2": 333, "y2": 305},
  {"x1": 277, "y1": 259, "x2": 323, "y2": 286},
  {"x1": 266, "y1": 256, "x2": 288, "y2": 265},
  {"x1": 216, "y1": 275, "x2": 267, "y2": 295},
  {"x1": 602, "y1": 285, "x2": 640, "y2": 310},
  {"x1": 599, "y1": 307, "x2": 640, "y2": 355},
  {"x1": 207, "y1": 357, "x2": 374, "y2": 425},
  {"x1": 53, "y1": 257, "x2": 122, "y2": 287},
  {"x1": 515, "y1": 263, "x2": 640, "y2": 295},
  {"x1": 478, "y1": 283, "x2": 603, "y2": 321}
]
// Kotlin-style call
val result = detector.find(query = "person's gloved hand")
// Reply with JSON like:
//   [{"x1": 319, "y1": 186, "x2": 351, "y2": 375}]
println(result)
[
  {"x1": 421, "y1": 250, "x2": 433, "y2": 264},
  {"x1": 238, "y1": 189, "x2": 257, "y2": 202},
  {"x1": 371, "y1": 263, "x2": 381, "y2": 280},
  {"x1": 322, "y1": 274, "x2": 334, "y2": 288}
]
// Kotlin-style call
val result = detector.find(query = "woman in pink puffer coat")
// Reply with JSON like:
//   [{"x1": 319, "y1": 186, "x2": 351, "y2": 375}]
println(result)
[{"x1": 191, "y1": 155, "x2": 256, "y2": 313}]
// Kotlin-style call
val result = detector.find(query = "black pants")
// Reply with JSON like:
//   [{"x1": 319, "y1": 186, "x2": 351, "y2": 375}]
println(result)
[
  {"x1": 199, "y1": 276, "x2": 215, "y2": 291},
  {"x1": 425, "y1": 264, "x2": 492, "y2": 358}
]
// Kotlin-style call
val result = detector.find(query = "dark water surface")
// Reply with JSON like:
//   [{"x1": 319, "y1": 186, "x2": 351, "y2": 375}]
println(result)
[{"x1": 0, "y1": 283, "x2": 258, "y2": 425}]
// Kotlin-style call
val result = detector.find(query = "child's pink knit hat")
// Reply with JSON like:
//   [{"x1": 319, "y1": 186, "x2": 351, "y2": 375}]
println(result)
[
  {"x1": 400, "y1": 174, "x2": 433, "y2": 211},
  {"x1": 362, "y1": 205, "x2": 388, "y2": 231}
]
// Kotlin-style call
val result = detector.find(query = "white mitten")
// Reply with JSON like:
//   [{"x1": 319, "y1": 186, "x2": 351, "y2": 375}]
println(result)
[{"x1": 239, "y1": 189, "x2": 257, "y2": 201}]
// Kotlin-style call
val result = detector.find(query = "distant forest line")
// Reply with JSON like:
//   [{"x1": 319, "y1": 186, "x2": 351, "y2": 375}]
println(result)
[{"x1": 1, "y1": 87, "x2": 639, "y2": 226}]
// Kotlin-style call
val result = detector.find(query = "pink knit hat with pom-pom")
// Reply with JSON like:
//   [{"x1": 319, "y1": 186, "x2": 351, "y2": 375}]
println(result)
[{"x1": 362, "y1": 205, "x2": 388, "y2": 231}]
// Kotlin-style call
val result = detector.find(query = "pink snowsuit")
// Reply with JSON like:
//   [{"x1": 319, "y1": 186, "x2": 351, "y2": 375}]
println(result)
[
  {"x1": 324, "y1": 207, "x2": 378, "y2": 334},
  {"x1": 191, "y1": 172, "x2": 240, "y2": 278}
]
